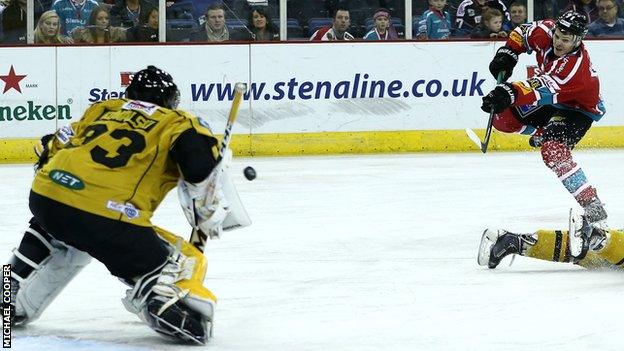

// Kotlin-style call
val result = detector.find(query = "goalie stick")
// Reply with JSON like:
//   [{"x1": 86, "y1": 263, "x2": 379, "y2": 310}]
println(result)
[
  {"x1": 190, "y1": 82, "x2": 247, "y2": 252},
  {"x1": 465, "y1": 71, "x2": 505, "y2": 153}
]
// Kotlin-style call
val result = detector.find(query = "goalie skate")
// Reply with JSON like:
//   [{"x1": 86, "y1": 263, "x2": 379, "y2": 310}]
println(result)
[{"x1": 145, "y1": 297, "x2": 212, "y2": 345}]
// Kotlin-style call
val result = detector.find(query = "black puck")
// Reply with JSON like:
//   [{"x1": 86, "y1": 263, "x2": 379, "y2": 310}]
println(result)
[{"x1": 243, "y1": 166, "x2": 256, "y2": 181}]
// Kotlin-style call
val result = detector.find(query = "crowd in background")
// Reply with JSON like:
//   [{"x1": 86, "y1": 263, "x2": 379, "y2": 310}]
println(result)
[{"x1": 1, "y1": 0, "x2": 623, "y2": 44}]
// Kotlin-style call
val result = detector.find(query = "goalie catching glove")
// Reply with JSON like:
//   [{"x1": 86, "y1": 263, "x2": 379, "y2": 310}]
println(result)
[{"x1": 178, "y1": 149, "x2": 232, "y2": 241}]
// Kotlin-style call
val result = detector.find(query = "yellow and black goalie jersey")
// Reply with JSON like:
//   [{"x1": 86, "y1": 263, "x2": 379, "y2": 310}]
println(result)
[{"x1": 32, "y1": 99, "x2": 218, "y2": 227}]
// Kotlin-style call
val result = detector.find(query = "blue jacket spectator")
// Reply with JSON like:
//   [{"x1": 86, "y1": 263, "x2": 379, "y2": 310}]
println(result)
[
  {"x1": 363, "y1": 8, "x2": 399, "y2": 40},
  {"x1": 417, "y1": 2, "x2": 452, "y2": 39},
  {"x1": 588, "y1": 18, "x2": 624, "y2": 36},
  {"x1": 588, "y1": 0, "x2": 624, "y2": 37},
  {"x1": 52, "y1": 0, "x2": 100, "y2": 36}
]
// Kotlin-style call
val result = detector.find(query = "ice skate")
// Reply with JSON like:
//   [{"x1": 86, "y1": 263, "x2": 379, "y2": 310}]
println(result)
[
  {"x1": 568, "y1": 207, "x2": 608, "y2": 261},
  {"x1": 478, "y1": 229, "x2": 536, "y2": 268}
]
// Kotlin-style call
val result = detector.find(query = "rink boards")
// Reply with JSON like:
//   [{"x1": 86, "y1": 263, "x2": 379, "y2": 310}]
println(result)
[{"x1": 0, "y1": 41, "x2": 622, "y2": 162}]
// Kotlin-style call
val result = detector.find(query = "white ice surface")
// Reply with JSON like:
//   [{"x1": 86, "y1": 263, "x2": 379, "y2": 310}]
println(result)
[{"x1": 3, "y1": 151, "x2": 624, "y2": 351}]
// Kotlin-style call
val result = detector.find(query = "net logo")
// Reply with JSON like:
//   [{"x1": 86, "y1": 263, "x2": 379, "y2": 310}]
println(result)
[{"x1": 49, "y1": 169, "x2": 85, "y2": 190}]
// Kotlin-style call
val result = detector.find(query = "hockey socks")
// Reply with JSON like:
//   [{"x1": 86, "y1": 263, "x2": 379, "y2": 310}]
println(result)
[
  {"x1": 541, "y1": 141, "x2": 599, "y2": 207},
  {"x1": 528, "y1": 229, "x2": 624, "y2": 269},
  {"x1": 526, "y1": 230, "x2": 571, "y2": 263}
]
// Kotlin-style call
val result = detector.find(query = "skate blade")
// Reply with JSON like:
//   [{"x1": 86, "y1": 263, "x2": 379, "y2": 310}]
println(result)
[
  {"x1": 568, "y1": 208, "x2": 584, "y2": 258},
  {"x1": 477, "y1": 229, "x2": 498, "y2": 266}
]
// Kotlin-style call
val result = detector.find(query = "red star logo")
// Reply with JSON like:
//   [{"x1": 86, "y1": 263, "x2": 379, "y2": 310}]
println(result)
[{"x1": 0, "y1": 65, "x2": 27, "y2": 94}]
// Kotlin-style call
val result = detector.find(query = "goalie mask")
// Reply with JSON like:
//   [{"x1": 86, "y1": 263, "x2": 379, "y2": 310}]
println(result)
[
  {"x1": 125, "y1": 65, "x2": 181, "y2": 109},
  {"x1": 555, "y1": 11, "x2": 588, "y2": 48}
]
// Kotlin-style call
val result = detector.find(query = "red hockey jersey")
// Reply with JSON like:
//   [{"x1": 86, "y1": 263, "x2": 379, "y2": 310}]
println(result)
[
  {"x1": 505, "y1": 20, "x2": 605, "y2": 121},
  {"x1": 309, "y1": 26, "x2": 355, "y2": 41}
]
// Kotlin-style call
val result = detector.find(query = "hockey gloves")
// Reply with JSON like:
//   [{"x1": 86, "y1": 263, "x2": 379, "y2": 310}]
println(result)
[
  {"x1": 489, "y1": 47, "x2": 518, "y2": 82},
  {"x1": 481, "y1": 83, "x2": 516, "y2": 114},
  {"x1": 178, "y1": 149, "x2": 231, "y2": 240}
]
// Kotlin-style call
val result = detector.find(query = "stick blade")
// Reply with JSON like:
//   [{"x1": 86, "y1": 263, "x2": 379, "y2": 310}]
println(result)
[{"x1": 465, "y1": 128, "x2": 486, "y2": 153}]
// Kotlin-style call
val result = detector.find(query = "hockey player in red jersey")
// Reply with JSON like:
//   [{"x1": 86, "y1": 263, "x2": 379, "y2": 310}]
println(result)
[{"x1": 480, "y1": 11, "x2": 607, "y2": 259}]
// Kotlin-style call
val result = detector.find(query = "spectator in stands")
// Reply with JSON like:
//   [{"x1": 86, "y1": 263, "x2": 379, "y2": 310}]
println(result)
[
  {"x1": 110, "y1": 0, "x2": 156, "y2": 28},
  {"x1": 310, "y1": 6, "x2": 354, "y2": 41},
  {"x1": 509, "y1": 2, "x2": 527, "y2": 28},
  {"x1": 34, "y1": 10, "x2": 73, "y2": 44},
  {"x1": 52, "y1": 0, "x2": 99, "y2": 36},
  {"x1": 73, "y1": 5, "x2": 126, "y2": 43},
  {"x1": 456, "y1": 0, "x2": 509, "y2": 35},
  {"x1": 191, "y1": 3, "x2": 229, "y2": 42},
  {"x1": 561, "y1": 0, "x2": 598, "y2": 23},
  {"x1": 470, "y1": 7, "x2": 508, "y2": 38},
  {"x1": 588, "y1": 0, "x2": 624, "y2": 36},
  {"x1": 534, "y1": 0, "x2": 559, "y2": 21},
  {"x1": 249, "y1": 6, "x2": 279, "y2": 41},
  {"x1": 416, "y1": 0, "x2": 452, "y2": 39},
  {"x1": 125, "y1": 5, "x2": 158, "y2": 42},
  {"x1": 0, "y1": 0, "x2": 44, "y2": 43},
  {"x1": 364, "y1": 8, "x2": 399, "y2": 40}
]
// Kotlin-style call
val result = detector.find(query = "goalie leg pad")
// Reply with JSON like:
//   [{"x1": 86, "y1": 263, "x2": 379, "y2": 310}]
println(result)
[
  {"x1": 123, "y1": 229, "x2": 216, "y2": 345},
  {"x1": 9, "y1": 219, "x2": 91, "y2": 325}
]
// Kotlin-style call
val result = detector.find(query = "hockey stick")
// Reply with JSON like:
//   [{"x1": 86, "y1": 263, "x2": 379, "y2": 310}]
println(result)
[
  {"x1": 465, "y1": 71, "x2": 505, "y2": 153},
  {"x1": 190, "y1": 82, "x2": 247, "y2": 252},
  {"x1": 218, "y1": 83, "x2": 247, "y2": 160}
]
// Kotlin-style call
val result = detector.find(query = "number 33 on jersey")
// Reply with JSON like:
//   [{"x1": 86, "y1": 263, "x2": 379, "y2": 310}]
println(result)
[{"x1": 31, "y1": 98, "x2": 217, "y2": 227}]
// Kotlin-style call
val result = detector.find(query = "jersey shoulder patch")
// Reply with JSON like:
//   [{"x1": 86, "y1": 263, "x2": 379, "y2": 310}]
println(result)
[{"x1": 122, "y1": 100, "x2": 159, "y2": 116}]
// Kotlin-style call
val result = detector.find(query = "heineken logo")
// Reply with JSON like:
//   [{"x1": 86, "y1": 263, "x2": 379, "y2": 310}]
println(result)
[
  {"x1": 49, "y1": 170, "x2": 84, "y2": 190},
  {"x1": 0, "y1": 101, "x2": 72, "y2": 121}
]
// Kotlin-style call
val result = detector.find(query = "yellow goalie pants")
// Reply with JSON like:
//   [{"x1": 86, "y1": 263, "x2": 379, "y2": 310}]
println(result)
[{"x1": 526, "y1": 229, "x2": 624, "y2": 269}]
